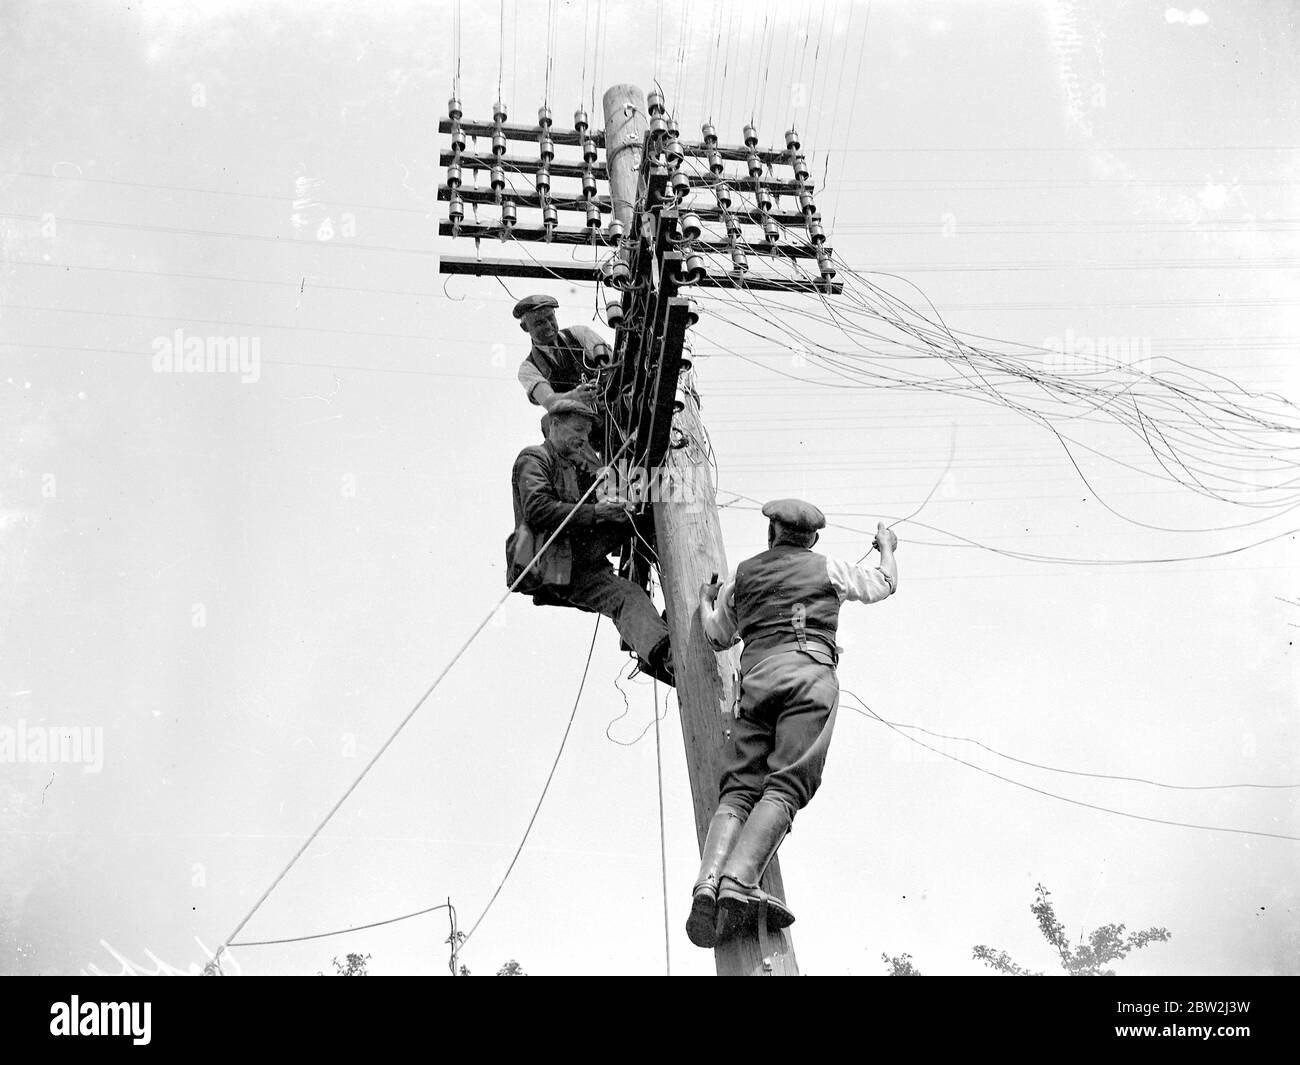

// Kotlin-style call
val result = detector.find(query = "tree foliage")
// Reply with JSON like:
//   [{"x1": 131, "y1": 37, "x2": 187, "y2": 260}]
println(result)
[
  {"x1": 495, "y1": 959, "x2": 527, "y2": 976},
  {"x1": 320, "y1": 952, "x2": 371, "y2": 976},
  {"x1": 973, "y1": 883, "x2": 1170, "y2": 976},
  {"x1": 881, "y1": 952, "x2": 923, "y2": 976}
]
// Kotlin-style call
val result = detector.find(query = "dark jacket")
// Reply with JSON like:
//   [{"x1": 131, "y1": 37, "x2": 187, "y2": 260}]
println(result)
[{"x1": 507, "y1": 441, "x2": 620, "y2": 592}]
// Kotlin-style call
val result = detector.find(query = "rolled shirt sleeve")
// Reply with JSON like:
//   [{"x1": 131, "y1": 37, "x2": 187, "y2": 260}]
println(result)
[
  {"x1": 825, "y1": 555, "x2": 895, "y2": 604},
  {"x1": 700, "y1": 577, "x2": 740, "y2": 649},
  {"x1": 517, "y1": 357, "x2": 549, "y2": 405}
]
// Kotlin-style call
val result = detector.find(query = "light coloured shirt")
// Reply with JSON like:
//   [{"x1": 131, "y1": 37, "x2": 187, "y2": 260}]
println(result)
[
  {"x1": 701, "y1": 554, "x2": 895, "y2": 651},
  {"x1": 517, "y1": 324, "x2": 609, "y2": 405}
]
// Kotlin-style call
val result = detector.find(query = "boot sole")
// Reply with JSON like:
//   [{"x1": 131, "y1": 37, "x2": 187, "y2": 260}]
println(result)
[{"x1": 685, "y1": 892, "x2": 718, "y2": 948}]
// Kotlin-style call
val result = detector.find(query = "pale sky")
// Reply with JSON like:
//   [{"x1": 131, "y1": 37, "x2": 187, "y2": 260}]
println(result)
[{"x1": 2, "y1": 0, "x2": 1297, "y2": 977}]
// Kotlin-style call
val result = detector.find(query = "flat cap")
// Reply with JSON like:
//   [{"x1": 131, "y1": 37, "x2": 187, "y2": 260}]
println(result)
[
  {"x1": 548, "y1": 396, "x2": 598, "y2": 419},
  {"x1": 513, "y1": 294, "x2": 559, "y2": 319},
  {"x1": 762, "y1": 498, "x2": 826, "y2": 531}
]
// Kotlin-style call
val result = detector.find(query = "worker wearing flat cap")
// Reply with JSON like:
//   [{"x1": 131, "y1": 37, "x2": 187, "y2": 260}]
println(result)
[
  {"x1": 506, "y1": 397, "x2": 674, "y2": 686},
  {"x1": 512, "y1": 294, "x2": 612, "y2": 415},
  {"x1": 686, "y1": 499, "x2": 899, "y2": 948}
]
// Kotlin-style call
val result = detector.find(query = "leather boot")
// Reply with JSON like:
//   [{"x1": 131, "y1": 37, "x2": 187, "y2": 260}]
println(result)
[
  {"x1": 716, "y1": 799, "x2": 796, "y2": 939},
  {"x1": 685, "y1": 807, "x2": 745, "y2": 948}
]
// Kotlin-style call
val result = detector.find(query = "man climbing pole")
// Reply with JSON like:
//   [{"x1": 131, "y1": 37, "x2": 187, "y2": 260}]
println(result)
[
  {"x1": 507, "y1": 397, "x2": 674, "y2": 686},
  {"x1": 512, "y1": 294, "x2": 613, "y2": 414},
  {"x1": 686, "y1": 499, "x2": 899, "y2": 948}
]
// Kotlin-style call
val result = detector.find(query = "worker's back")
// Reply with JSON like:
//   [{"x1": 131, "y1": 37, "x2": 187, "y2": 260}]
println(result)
[{"x1": 734, "y1": 544, "x2": 840, "y2": 668}]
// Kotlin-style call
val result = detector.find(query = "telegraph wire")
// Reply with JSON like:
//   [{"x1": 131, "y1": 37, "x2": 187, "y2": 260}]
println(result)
[
  {"x1": 1, "y1": 339, "x2": 512, "y2": 384},
  {"x1": 460, "y1": 616, "x2": 602, "y2": 949},
  {"x1": 855, "y1": 425, "x2": 956, "y2": 563},
  {"x1": 841, "y1": 691, "x2": 1300, "y2": 843},
  {"x1": 717, "y1": 488, "x2": 1300, "y2": 567},
  {"x1": 497, "y1": 0, "x2": 505, "y2": 102},
  {"x1": 0, "y1": 211, "x2": 435, "y2": 256},
  {"x1": 830, "y1": 0, "x2": 872, "y2": 234},
  {"x1": 229, "y1": 902, "x2": 452, "y2": 948},
  {"x1": 867, "y1": 717, "x2": 1300, "y2": 792},
  {"x1": 211, "y1": 436, "x2": 634, "y2": 967}
]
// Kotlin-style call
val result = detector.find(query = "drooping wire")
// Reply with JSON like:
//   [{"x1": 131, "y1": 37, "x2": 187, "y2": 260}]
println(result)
[
  {"x1": 461, "y1": 616, "x2": 603, "y2": 949},
  {"x1": 863, "y1": 714, "x2": 1300, "y2": 791},
  {"x1": 210, "y1": 436, "x2": 635, "y2": 967},
  {"x1": 718, "y1": 487, "x2": 1300, "y2": 568},
  {"x1": 841, "y1": 690, "x2": 1300, "y2": 843},
  {"x1": 855, "y1": 424, "x2": 957, "y2": 563},
  {"x1": 677, "y1": 195, "x2": 1300, "y2": 528},
  {"x1": 230, "y1": 902, "x2": 451, "y2": 948}
]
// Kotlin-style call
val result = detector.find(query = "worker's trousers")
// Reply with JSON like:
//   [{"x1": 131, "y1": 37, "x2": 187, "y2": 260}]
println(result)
[
  {"x1": 718, "y1": 650, "x2": 840, "y2": 823},
  {"x1": 537, "y1": 565, "x2": 669, "y2": 661}
]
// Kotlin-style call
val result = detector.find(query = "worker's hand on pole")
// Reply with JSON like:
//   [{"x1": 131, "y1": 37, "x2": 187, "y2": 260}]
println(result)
[{"x1": 874, "y1": 522, "x2": 898, "y2": 554}]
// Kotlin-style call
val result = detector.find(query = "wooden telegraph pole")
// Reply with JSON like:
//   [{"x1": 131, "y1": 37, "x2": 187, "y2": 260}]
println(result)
[
  {"x1": 602, "y1": 84, "x2": 797, "y2": 977},
  {"x1": 439, "y1": 80, "x2": 840, "y2": 976}
]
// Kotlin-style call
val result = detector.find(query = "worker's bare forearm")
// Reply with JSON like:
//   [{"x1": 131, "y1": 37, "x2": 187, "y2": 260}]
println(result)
[
  {"x1": 531, "y1": 381, "x2": 557, "y2": 409},
  {"x1": 877, "y1": 546, "x2": 898, "y2": 591}
]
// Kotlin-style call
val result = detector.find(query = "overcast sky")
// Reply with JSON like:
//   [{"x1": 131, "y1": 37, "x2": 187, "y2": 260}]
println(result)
[{"x1": 2, "y1": 0, "x2": 1297, "y2": 977}]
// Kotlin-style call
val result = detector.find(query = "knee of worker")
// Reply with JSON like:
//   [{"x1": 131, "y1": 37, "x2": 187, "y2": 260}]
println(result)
[
  {"x1": 757, "y1": 787, "x2": 803, "y2": 824},
  {"x1": 611, "y1": 587, "x2": 669, "y2": 649},
  {"x1": 717, "y1": 786, "x2": 759, "y2": 820}
]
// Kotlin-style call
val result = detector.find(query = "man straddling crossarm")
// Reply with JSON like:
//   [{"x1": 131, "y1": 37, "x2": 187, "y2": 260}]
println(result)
[
  {"x1": 506, "y1": 397, "x2": 674, "y2": 686},
  {"x1": 687, "y1": 498, "x2": 899, "y2": 947},
  {"x1": 513, "y1": 294, "x2": 613, "y2": 414}
]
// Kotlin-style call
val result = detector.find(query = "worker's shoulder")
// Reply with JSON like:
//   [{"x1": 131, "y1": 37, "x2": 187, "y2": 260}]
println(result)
[{"x1": 513, "y1": 442, "x2": 553, "y2": 467}]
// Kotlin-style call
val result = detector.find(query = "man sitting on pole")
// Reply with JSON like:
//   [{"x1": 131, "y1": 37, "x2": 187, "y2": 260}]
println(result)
[
  {"x1": 507, "y1": 397, "x2": 674, "y2": 686},
  {"x1": 688, "y1": 499, "x2": 899, "y2": 947}
]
